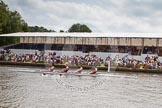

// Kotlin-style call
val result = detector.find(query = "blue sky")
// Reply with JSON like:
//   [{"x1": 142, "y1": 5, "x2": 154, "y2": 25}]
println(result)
[{"x1": 4, "y1": 0, "x2": 162, "y2": 32}]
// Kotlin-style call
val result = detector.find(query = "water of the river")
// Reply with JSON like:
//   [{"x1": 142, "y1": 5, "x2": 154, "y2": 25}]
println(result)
[{"x1": 0, "y1": 66, "x2": 162, "y2": 108}]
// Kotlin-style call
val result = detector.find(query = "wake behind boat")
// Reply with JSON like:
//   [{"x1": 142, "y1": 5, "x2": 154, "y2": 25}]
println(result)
[
  {"x1": 9, "y1": 68, "x2": 138, "y2": 78},
  {"x1": 9, "y1": 68, "x2": 42, "y2": 73},
  {"x1": 41, "y1": 71, "x2": 138, "y2": 78}
]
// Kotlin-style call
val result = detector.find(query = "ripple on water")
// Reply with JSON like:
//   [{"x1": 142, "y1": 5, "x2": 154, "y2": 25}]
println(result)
[
  {"x1": 0, "y1": 72, "x2": 28, "y2": 108},
  {"x1": 1, "y1": 66, "x2": 162, "y2": 108}
]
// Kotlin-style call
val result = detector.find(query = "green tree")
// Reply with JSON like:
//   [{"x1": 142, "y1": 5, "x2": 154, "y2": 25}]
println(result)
[
  {"x1": 0, "y1": 0, "x2": 9, "y2": 34},
  {"x1": 28, "y1": 26, "x2": 54, "y2": 32},
  {"x1": 60, "y1": 30, "x2": 64, "y2": 32},
  {"x1": 0, "y1": 1, "x2": 24, "y2": 46},
  {"x1": 0, "y1": 0, "x2": 55, "y2": 46},
  {"x1": 4, "y1": 11, "x2": 26, "y2": 33},
  {"x1": 68, "y1": 23, "x2": 92, "y2": 32}
]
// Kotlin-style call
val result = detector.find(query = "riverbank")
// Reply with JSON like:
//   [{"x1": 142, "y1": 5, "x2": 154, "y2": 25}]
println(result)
[{"x1": 1, "y1": 61, "x2": 162, "y2": 74}]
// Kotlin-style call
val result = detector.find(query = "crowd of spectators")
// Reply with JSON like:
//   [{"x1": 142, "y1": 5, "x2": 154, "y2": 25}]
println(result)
[
  {"x1": 105, "y1": 55, "x2": 162, "y2": 69},
  {"x1": 0, "y1": 49, "x2": 162, "y2": 70}
]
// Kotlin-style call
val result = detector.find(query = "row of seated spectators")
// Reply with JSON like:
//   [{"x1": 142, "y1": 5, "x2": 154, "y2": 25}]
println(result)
[{"x1": 0, "y1": 50, "x2": 161, "y2": 69}]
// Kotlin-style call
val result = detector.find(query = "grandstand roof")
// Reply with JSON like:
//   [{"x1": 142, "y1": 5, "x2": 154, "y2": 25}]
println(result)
[{"x1": 0, "y1": 32, "x2": 162, "y2": 38}]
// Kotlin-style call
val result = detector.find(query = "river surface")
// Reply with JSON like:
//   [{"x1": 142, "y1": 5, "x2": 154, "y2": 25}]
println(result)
[{"x1": 0, "y1": 66, "x2": 162, "y2": 108}]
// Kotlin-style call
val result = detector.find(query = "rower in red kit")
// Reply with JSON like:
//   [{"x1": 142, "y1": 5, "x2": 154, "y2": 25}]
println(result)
[
  {"x1": 61, "y1": 64, "x2": 69, "y2": 73},
  {"x1": 42, "y1": 62, "x2": 55, "y2": 75},
  {"x1": 75, "y1": 65, "x2": 83, "y2": 73},
  {"x1": 48, "y1": 62, "x2": 55, "y2": 72},
  {"x1": 89, "y1": 66, "x2": 97, "y2": 74}
]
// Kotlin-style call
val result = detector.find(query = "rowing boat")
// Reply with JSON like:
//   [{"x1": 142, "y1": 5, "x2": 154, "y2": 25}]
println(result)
[
  {"x1": 42, "y1": 71, "x2": 98, "y2": 77},
  {"x1": 9, "y1": 69, "x2": 138, "y2": 78}
]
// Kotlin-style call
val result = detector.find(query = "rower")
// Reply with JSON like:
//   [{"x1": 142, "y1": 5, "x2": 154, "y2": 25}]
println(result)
[
  {"x1": 61, "y1": 64, "x2": 69, "y2": 73},
  {"x1": 75, "y1": 65, "x2": 83, "y2": 73},
  {"x1": 41, "y1": 63, "x2": 55, "y2": 76},
  {"x1": 89, "y1": 66, "x2": 97, "y2": 74},
  {"x1": 48, "y1": 62, "x2": 55, "y2": 72}
]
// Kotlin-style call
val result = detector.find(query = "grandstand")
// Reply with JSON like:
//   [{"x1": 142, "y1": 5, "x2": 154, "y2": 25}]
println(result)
[{"x1": 0, "y1": 32, "x2": 162, "y2": 61}]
